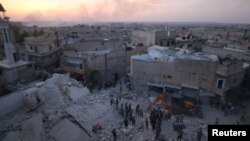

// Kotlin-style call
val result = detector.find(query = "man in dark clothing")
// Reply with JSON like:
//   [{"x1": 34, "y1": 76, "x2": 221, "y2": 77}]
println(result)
[
  {"x1": 115, "y1": 98, "x2": 119, "y2": 109},
  {"x1": 120, "y1": 86, "x2": 122, "y2": 92},
  {"x1": 197, "y1": 128, "x2": 202, "y2": 141},
  {"x1": 136, "y1": 104, "x2": 140, "y2": 115},
  {"x1": 156, "y1": 117, "x2": 162, "y2": 130},
  {"x1": 166, "y1": 112, "x2": 172, "y2": 121},
  {"x1": 139, "y1": 109, "x2": 144, "y2": 117},
  {"x1": 124, "y1": 118, "x2": 128, "y2": 128},
  {"x1": 131, "y1": 116, "x2": 136, "y2": 126},
  {"x1": 145, "y1": 118, "x2": 149, "y2": 129},
  {"x1": 177, "y1": 130, "x2": 183, "y2": 141},
  {"x1": 129, "y1": 111, "x2": 133, "y2": 121},
  {"x1": 180, "y1": 114, "x2": 184, "y2": 123},
  {"x1": 155, "y1": 126, "x2": 161, "y2": 140},
  {"x1": 215, "y1": 118, "x2": 219, "y2": 125},
  {"x1": 150, "y1": 111, "x2": 156, "y2": 130},
  {"x1": 151, "y1": 119, "x2": 156, "y2": 130},
  {"x1": 128, "y1": 103, "x2": 132, "y2": 112},
  {"x1": 120, "y1": 103, "x2": 124, "y2": 117},
  {"x1": 112, "y1": 128, "x2": 117, "y2": 141},
  {"x1": 110, "y1": 98, "x2": 114, "y2": 106}
]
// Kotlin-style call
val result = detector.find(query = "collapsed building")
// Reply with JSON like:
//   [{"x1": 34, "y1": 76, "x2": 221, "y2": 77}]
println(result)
[
  {"x1": 131, "y1": 45, "x2": 248, "y2": 98},
  {"x1": 0, "y1": 73, "x2": 92, "y2": 141}
]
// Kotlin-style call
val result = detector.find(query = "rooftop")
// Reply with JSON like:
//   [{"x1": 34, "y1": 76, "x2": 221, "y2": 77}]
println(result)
[
  {"x1": 132, "y1": 45, "x2": 219, "y2": 62},
  {"x1": 25, "y1": 34, "x2": 56, "y2": 45},
  {"x1": 64, "y1": 50, "x2": 110, "y2": 58}
]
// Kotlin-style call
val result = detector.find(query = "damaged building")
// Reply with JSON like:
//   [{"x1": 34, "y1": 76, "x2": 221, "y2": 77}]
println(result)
[
  {"x1": 61, "y1": 38, "x2": 126, "y2": 80},
  {"x1": 24, "y1": 33, "x2": 63, "y2": 71},
  {"x1": 131, "y1": 45, "x2": 248, "y2": 98},
  {"x1": 0, "y1": 73, "x2": 92, "y2": 141}
]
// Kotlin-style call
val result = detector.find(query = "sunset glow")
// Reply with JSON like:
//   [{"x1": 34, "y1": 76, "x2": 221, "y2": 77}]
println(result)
[{"x1": 2, "y1": 0, "x2": 250, "y2": 23}]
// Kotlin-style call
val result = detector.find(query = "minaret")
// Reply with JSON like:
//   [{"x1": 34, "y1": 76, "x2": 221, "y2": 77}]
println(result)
[{"x1": 0, "y1": 3, "x2": 17, "y2": 64}]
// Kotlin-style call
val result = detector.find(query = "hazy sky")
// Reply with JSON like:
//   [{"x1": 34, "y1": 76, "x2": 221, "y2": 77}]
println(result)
[{"x1": 1, "y1": 0, "x2": 250, "y2": 23}]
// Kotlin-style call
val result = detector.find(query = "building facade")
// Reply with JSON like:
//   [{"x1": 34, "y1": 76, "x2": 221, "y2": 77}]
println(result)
[
  {"x1": 0, "y1": 3, "x2": 35, "y2": 91},
  {"x1": 24, "y1": 34, "x2": 63, "y2": 71},
  {"x1": 131, "y1": 45, "x2": 247, "y2": 97},
  {"x1": 132, "y1": 30, "x2": 176, "y2": 47},
  {"x1": 62, "y1": 38, "x2": 126, "y2": 80}
]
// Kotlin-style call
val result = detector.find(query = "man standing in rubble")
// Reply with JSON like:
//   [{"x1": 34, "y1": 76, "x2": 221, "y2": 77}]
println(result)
[
  {"x1": 177, "y1": 130, "x2": 183, "y2": 141},
  {"x1": 155, "y1": 125, "x2": 161, "y2": 140},
  {"x1": 124, "y1": 118, "x2": 128, "y2": 128},
  {"x1": 110, "y1": 98, "x2": 114, "y2": 106},
  {"x1": 197, "y1": 128, "x2": 203, "y2": 141},
  {"x1": 120, "y1": 86, "x2": 122, "y2": 92},
  {"x1": 145, "y1": 117, "x2": 149, "y2": 130},
  {"x1": 215, "y1": 117, "x2": 219, "y2": 125},
  {"x1": 112, "y1": 128, "x2": 117, "y2": 141},
  {"x1": 136, "y1": 104, "x2": 140, "y2": 115},
  {"x1": 115, "y1": 98, "x2": 119, "y2": 109},
  {"x1": 120, "y1": 103, "x2": 124, "y2": 117}
]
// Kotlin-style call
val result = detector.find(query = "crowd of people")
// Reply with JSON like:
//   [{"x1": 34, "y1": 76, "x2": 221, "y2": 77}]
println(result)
[{"x1": 92, "y1": 78, "x2": 206, "y2": 141}]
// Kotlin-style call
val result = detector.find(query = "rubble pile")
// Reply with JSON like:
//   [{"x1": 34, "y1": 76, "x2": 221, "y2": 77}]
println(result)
[{"x1": 0, "y1": 73, "x2": 246, "y2": 141}]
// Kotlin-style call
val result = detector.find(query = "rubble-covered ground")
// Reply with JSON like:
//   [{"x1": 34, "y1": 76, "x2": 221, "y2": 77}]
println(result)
[{"x1": 0, "y1": 75, "x2": 249, "y2": 141}]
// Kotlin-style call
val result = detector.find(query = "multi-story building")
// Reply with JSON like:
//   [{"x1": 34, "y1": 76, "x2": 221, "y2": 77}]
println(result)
[
  {"x1": 61, "y1": 38, "x2": 126, "y2": 80},
  {"x1": 24, "y1": 34, "x2": 63, "y2": 71},
  {"x1": 202, "y1": 45, "x2": 250, "y2": 62},
  {"x1": 0, "y1": 4, "x2": 35, "y2": 91},
  {"x1": 132, "y1": 30, "x2": 176, "y2": 47},
  {"x1": 131, "y1": 45, "x2": 248, "y2": 97}
]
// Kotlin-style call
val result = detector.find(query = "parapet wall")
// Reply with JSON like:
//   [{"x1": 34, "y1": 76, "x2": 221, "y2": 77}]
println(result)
[{"x1": 0, "y1": 91, "x2": 23, "y2": 117}]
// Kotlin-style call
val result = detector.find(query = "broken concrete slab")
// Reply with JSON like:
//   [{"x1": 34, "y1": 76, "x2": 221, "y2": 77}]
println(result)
[
  {"x1": 3, "y1": 131, "x2": 21, "y2": 141},
  {"x1": 42, "y1": 85, "x2": 61, "y2": 107},
  {"x1": 20, "y1": 113, "x2": 44, "y2": 141},
  {"x1": 68, "y1": 86, "x2": 89, "y2": 102},
  {"x1": 45, "y1": 73, "x2": 70, "y2": 85},
  {"x1": 50, "y1": 119, "x2": 90, "y2": 141}
]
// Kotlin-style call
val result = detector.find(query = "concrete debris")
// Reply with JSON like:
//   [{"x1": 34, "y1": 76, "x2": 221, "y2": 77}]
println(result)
[
  {"x1": 2, "y1": 131, "x2": 21, "y2": 141},
  {"x1": 67, "y1": 86, "x2": 89, "y2": 102},
  {"x1": 1, "y1": 74, "x2": 248, "y2": 141},
  {"x1": 20, "y1": 113, "x2": 44, "y2": 141},
  {"x1": 35, "y1": 82, "x2": 45, "y2": 87},
  {"x1": 23, "y1": 87, "x2": 44, "y2": 109},
  {"x1": 42, "y1": 85, "x2": 61, "y2": 107},
  {"x1": 45, "y1": 73, "x2": 70, "y2": 85},
  {"x1": 50, "y1": 119, "x2": 90, "y2": 141}
]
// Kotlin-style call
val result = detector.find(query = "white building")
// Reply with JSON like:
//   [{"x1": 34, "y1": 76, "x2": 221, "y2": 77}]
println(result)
[{"x1": 0, "y1": 4, "x2": 32, "y2": 87}]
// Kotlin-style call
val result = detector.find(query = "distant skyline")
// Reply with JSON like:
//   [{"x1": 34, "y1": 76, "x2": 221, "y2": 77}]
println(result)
[{"x1": 2, "y1": 0, "x2": 250, "y2": 24}]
